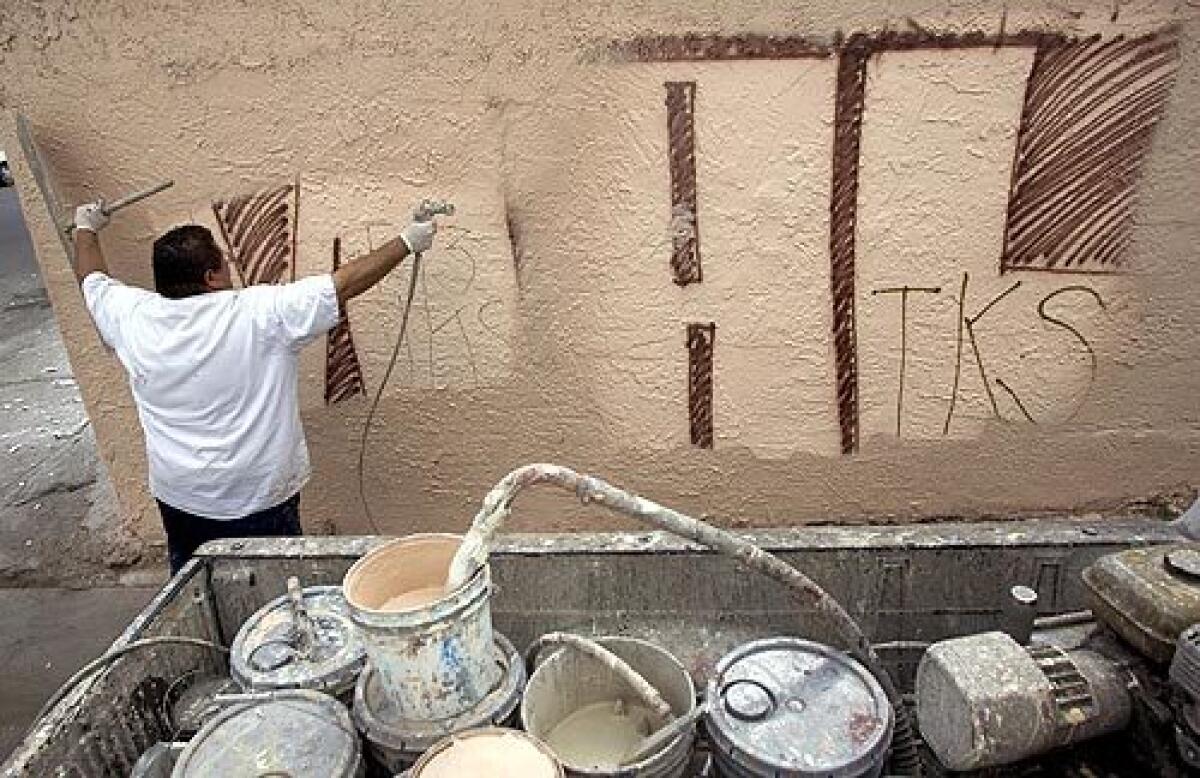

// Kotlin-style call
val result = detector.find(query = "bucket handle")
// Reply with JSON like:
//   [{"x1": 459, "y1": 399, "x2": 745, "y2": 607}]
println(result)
[{"x1": 525, "y1": 632, "x2": 674, "y2": 725}]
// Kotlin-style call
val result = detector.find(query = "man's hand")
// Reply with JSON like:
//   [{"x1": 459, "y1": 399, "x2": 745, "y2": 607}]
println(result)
[
  {"x1": 400, "y1": 218, "x2": 436, "y2": 255},
  {"x1": 74, "y1": 200, "x2": 110, "y2": 234}
]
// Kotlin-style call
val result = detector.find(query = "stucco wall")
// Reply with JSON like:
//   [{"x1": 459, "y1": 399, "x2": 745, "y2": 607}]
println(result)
[{"x1": 1, "y1": 0, "x2": 1197, "y2": 544}]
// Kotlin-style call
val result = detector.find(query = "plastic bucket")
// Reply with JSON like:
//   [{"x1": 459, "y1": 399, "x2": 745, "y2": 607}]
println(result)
[
  {"x1": 353, "y1": 632, "x2": 526, "y2": 773},
  {"x1": 410, "y1": 727, "x2": 563, "y2": 777},
  {"x1": 343, "y1": 533, "x2": 501, "y2": 721},
  {"x1": 521, "y1": 636, "x2": 696, "y2": 777}
]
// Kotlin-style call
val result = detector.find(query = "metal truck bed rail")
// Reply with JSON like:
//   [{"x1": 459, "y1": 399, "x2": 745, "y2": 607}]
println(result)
[{"x1": 2, "y1": 518, "x2": 1180, "y2": 776}]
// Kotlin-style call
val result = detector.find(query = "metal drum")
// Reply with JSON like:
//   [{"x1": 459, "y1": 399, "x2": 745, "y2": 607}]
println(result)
[
  {"x1": 230, "y1": 579, "x2": 366, "y2": 702},
  {"x1": 170, "y1": 689, "x2": 364, "y2": 777},
  {"x1": 353, "y1": 632, "x2": 526, "y2": 773},
  {"x1": 705, "y1": 638, "x2": 893, "y2": 778}
]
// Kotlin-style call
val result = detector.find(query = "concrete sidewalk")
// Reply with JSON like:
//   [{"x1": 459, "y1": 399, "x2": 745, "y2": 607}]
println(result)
[
  {"x1": 0, "y1": 172, "x2": 165, "y2": 760},
  {"x1": 0, "y1": 586, "x2": 157, "y2": 759}
]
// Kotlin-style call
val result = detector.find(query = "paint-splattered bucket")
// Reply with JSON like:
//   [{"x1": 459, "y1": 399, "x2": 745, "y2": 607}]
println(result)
[
  {"x1": 230, "y1": 583, "x2": 366, "y2": 703},
  {"x1": 170, "y1": 689, "x2": 364, "y2": 777},
  {"x1": 521, "y1": 636, "x2": 697, "y2": 778},
  {"x1": 343, "y1": 534, "x2": 501, "y2": 721},
  {"x1": 409, "y1": 727, "x2": 563, "y2": 777},
  {"x1": 704, "y1": 638, "x2": 892, "y2": 778},
  {"x1": 352, "y1": 632, "x2": 526, "y2": 773}
]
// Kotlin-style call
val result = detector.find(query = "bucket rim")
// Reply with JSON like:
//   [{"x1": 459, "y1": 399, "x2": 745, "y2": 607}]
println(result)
[
  {"x1": 342, "y1": 532, "x2": 483, "y2": 615},
  {"x1": 520, "y1": 635, "x2": 698, "y2": 775}
]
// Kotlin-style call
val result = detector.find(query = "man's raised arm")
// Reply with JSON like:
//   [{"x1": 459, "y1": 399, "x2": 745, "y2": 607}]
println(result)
[
  {"x1": 331, "y1": 218, "x2": 436, "y2": 306},
  {"x1": 72, "y1": 202, "x2": 111, "y2": 284}
]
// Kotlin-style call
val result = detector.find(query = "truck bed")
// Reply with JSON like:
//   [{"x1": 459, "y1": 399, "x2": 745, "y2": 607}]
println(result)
[{"x1": 1, "y1": 518, "x2": 1179, "y2": 777}]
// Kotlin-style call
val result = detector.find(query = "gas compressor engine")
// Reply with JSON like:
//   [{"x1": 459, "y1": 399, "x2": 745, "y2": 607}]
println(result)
[{"x1": 916, "y1": 544, "x2": 1200, "y2": 774}]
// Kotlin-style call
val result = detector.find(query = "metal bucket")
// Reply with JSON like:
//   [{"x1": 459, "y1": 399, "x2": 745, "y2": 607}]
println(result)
[
  {"x1": 705, "y1": 638, "x2": 892, "y2": 778},
  {"x1": 353, "y1": 632, "x2": 526, "y2": 773},
  {"x1": 343, "y1": 533, "x2": 501, "y2": 721},
  {"x1": 410, "y1": 727, "x2": 564, "y2": 777},
  {"x1": 521, "y1": 636, "x2": 696, "y2": 777}
]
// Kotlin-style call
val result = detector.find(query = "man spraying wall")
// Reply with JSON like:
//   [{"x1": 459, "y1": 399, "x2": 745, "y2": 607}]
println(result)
[{"x1": 71, "y1": 198, "x2": 443, "y2": 573}]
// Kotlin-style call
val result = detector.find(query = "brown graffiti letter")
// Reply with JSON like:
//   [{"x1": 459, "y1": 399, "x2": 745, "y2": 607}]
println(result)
[
  {"x1": 1037, "y1": 285, "x2": 1105, "y2": 422},
  {"x1": 871, "y1": 286, "x2": 940, "y2": 438}
]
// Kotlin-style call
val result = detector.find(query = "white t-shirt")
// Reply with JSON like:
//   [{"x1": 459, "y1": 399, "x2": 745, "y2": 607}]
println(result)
[{"x1": 82, "y1": 272, "x2": 340, "y2": 519}]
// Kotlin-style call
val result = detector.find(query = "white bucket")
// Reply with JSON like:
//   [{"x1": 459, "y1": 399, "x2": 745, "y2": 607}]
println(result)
[
  {"x1": 521, "y1": 637, "x2": 697, "y2": 777},
  {"x1": 410, "y1": 727, "x2": 563, "y2": 777},
  {"x1": 343, "y1": 534, "x2": 501, "y2": 721}
]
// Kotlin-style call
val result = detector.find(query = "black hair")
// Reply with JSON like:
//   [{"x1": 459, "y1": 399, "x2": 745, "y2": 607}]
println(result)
[{"x1": 152, "y1": 225, "x2": 225, "y2": 299}]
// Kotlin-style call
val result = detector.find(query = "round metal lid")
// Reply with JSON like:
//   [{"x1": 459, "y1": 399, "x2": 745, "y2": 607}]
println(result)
[
  {"x1": 171, "y1": 690, "x2": 360, "y2": 777},
  {"x1": 353, "y1": 632, "x2": 525, "y2": 753},
  {"x1": 705, "y1": 637, "x2": 893, "y2": 778},
  {"x1": 230, "y1": 584, "x2": 366, "y2": 696}
]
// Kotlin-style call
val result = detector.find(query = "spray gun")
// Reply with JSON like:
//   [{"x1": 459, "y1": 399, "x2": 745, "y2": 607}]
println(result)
[{"x1": 413, "y1": 198, "x2": 455, "y2": 225}]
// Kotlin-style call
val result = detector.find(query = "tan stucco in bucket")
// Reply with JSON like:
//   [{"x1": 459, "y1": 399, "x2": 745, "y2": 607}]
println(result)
[
  {"x1": 344, "y1": 534, "x2": 501, "y2": 721},
  {"x1": 412, "y1": 727, "x2": 563, "y2": 778}
]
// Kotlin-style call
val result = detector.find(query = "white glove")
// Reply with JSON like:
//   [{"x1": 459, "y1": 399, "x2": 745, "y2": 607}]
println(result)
[
  {"x1": 399, "y1": 218, "x2": 436, "y2": 255},
  {"x1": 74, "y1": 200, "x2": 110, "y2": 233}
]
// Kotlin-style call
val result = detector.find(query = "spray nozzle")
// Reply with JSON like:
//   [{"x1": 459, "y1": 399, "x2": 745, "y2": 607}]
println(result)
[{"x1": 414, "y1": 199, "x2": 455, "y2": 222}]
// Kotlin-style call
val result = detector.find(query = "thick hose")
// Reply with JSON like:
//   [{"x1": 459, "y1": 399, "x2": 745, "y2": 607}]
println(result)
[{"x1": 449, "y1": 463, "x2": 922, "y2": 774}]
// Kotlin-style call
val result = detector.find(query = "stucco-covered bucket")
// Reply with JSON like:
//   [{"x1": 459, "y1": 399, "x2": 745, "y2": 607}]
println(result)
[
  {"x1": 409, "y1": 727, "x2": 563, "y2": 777},
  {"x1": 521, "y1": 636, "x2": 696, "y2": 777},
  {"x1": 352, "y1": 632, "x2": 526, "y2": 773},
  {"x1": 343, "y1": 534, "x2": 501, "y2": 721}
]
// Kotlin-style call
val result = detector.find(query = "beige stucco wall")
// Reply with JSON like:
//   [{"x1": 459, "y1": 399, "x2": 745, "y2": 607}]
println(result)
[{"x1": 2, "y1": 0, "x2": 1198, "y2": 545}]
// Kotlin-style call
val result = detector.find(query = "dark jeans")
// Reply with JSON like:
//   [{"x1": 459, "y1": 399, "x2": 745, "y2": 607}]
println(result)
[{"x1": 158, "y1": 493, "x2": 303, "y2": 574}]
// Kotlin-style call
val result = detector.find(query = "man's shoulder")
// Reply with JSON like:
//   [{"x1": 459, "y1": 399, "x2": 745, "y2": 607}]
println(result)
[
  {"x1": 233, "y1": 275, "x2": 337, "y2": 311},
  {"x1": 81, "y1": 272, "x2": 158, "y2": 307}
]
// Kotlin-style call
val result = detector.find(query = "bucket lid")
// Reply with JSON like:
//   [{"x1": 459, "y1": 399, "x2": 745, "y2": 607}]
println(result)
[
  {"x1": 412, "y1": 727, "x2": 562, "y2": 778},
  {"x1": 171, "y1": 690, "x2": 360, "y2": 777},
  {"x1": 705, "y1": 637, "x2": 893, "y2": 778},
  {"x1": 230, "y1": 584, "x2": 365, "y2": 696},
  {"x1": 353, "y1": 632, "x2": 525, "y2": 754}
]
